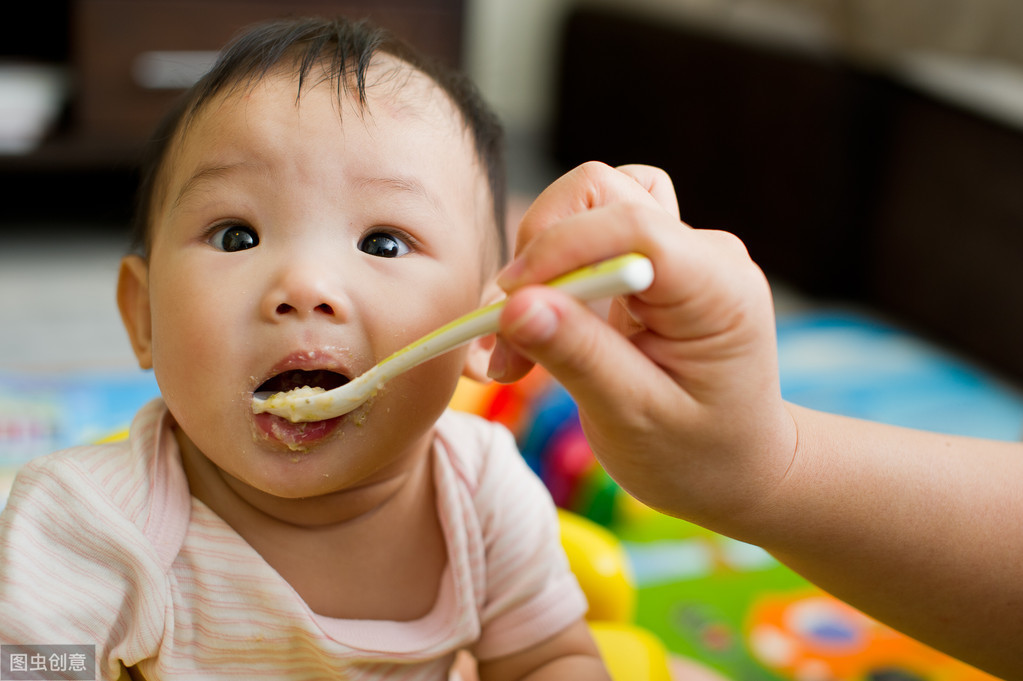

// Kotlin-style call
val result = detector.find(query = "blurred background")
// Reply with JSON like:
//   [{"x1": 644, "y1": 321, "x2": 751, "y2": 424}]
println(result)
[
  {"x1": 3, "y1": 3, "x2": 1023, "y2": 678},
  {"x1": 4, "y1": 0, "x2": 1023, "y2": 380}
]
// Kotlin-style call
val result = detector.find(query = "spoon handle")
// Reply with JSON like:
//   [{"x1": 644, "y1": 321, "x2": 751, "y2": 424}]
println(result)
[{"x1": 369, "y1": 253, "x2": 655, "y2": 383}]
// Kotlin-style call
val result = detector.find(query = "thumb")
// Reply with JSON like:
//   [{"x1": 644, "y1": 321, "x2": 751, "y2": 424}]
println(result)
[{"x1": 496, "y1": 286, "x2": 669, "y2": 420}]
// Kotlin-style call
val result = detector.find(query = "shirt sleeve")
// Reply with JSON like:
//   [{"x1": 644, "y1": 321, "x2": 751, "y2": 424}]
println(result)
[
  {"x1": 468, "y1": 421, "x2": 588, "y2": 661},
  {"x1": 0, "y1": 449, "x2": 168, "y2": 680}
]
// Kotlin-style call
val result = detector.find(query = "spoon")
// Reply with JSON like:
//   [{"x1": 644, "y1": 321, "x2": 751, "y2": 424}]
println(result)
[{"x1": 252, "y1": 253, "x2": 654, "y2": 422}]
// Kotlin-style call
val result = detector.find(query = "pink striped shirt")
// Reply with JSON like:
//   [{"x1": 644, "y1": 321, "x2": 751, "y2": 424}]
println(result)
[{"x1": 0, "y1": 399, "x2": 586, "y2": 679}]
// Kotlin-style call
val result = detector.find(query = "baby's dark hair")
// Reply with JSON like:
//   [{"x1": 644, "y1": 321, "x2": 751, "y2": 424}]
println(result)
[{"x1": 130, "y1": 15, "x2": 507, "y2": 262}]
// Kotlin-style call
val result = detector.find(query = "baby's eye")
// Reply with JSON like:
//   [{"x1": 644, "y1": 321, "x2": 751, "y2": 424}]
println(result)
[
  {"x1": 210, "y1": 224, "x2": 259, "y2": 252},
  {"x1": 359, "y1": 231, "x2": 410, "y2": 258}
]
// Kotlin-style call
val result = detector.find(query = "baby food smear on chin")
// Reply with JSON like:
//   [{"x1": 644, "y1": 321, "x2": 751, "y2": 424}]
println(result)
[{"x1": 255, "y1": 412, "x2": 342, "y2": 451}]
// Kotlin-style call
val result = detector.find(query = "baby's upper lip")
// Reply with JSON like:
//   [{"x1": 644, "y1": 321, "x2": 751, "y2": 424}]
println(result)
[{"x1": 255, "y1": 348, "x2": 355, "y2": 394}]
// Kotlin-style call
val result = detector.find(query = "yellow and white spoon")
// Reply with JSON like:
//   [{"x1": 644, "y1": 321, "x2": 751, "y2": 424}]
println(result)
[{"x1": 252, "y1": 253, "x2": 654, "y2": 422}]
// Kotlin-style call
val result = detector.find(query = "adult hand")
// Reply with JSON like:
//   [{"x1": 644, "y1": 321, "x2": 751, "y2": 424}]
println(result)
[{"x1": 490, "y1": 162, "x2": 796, "y2": 528}]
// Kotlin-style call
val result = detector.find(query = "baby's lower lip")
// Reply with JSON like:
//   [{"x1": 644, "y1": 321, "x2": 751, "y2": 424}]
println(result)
[{"x1": 253, "y1": 412, "x2": 343, "y2": 450}]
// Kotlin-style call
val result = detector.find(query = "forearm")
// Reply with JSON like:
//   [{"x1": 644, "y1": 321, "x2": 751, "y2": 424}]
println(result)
[
  {"x1": 749, "y1": 404, "x2": 1023, "y2": 678},
  {"x1": 477, "y1": 620, "x2": 611, "y2": 681}
]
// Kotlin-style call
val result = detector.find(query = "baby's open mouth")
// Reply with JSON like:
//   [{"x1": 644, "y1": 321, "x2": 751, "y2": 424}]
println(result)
[
  {"x1": 256, "y1": 369, "x2": 350, "y2": 396},
  {"x1": 252, "y1": 369, "x2": 350, "y2": 450}
]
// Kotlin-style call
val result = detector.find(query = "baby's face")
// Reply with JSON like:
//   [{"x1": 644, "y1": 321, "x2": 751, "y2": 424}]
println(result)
[{"x1": 128, "y1": 59, "x2": 494, "y2": 499}]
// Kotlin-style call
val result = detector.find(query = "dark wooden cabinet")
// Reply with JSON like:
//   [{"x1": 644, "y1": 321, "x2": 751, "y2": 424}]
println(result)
[
  {"x1": 73, "y1": 0, "x2": 465, "y2": 149},
  {"x1": 1, "y1": 0, "x2": 465, "y2": 222}
]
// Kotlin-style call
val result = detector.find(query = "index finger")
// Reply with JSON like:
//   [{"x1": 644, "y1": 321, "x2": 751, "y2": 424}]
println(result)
[
  {"x1": 616, "y1": 164, "x2": 681, "y2": 219},
  {"x1": 512, "y1": 162, "x2": 679, "y2": 254}
]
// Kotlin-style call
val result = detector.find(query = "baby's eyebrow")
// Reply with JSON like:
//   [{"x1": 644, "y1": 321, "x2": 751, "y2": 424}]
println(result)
[
  {"x1": 172, "y1": 162, "x2": 252, "y2": 210},
  {"x1": 354, "y1": 175, "x2": 444, "y2": 214}
]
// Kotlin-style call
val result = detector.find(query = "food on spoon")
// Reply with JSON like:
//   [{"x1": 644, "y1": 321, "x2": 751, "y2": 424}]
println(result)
[{"x1": 252, "y1": 385, "x2": 326, "y2": 418}]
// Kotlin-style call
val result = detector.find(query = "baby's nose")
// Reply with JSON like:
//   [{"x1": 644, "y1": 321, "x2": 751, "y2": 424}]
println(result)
[
  {"x1": 262, "y1": 263, "x2": 349, "y2": 322},
  {"x1": 274, "y1": 300, "x2": 336, "y2": 316}
]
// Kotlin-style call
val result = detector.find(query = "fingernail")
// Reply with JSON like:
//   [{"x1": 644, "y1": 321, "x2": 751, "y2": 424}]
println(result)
[
  {"x1": 507, "y1": 299, "x2": 558, "y2": 344},
  {"x1": 487, "y1": 340, "x2": 508, "y2": 380},
  {"x1": 496, "y1": 259, "x2": 525, "y2": 290}
]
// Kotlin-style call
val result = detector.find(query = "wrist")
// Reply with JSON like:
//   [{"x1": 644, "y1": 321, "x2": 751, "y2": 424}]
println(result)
[{"x1": 672, "y1": 400, "x2": 802, "y2": 543}]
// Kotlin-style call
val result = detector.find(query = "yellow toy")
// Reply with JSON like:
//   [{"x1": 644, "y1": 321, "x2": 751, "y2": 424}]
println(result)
[
  {"x1": 559, "y1": 509, "x2": 674, "y2": 681},
  {"x1": 94, "y1": 427, "x2": 129, "y2": 444},
  {"x1": 558, "y1": 508, "x2": 636, "y2": 623}
]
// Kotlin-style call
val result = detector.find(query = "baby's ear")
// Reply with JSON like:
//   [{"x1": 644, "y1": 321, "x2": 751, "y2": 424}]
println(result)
[
  {"x1": 461, "y1": 280, "x2": 504, "y2": 382},
  {"x1": 117, "y1": 255, "x2": 154, "y2": 370}
]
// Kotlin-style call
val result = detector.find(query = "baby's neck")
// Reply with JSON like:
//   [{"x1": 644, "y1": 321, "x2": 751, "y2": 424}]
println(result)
[
  {"x1": 176, "y1": 426, "x2": 435, "y2": 529},
  {"x1": 177, "y1": 427, "x2": 447, "y2": 620}
]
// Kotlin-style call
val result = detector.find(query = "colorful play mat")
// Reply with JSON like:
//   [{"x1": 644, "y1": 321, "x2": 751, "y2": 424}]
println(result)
[{"x1": 2, "y1": 309, "x2": 1019, "y2": 681}]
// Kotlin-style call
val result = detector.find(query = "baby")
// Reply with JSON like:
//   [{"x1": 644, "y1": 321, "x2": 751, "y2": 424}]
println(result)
[{"x1": 0, "y1": 16, "x2": 607, "y2": 680}]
